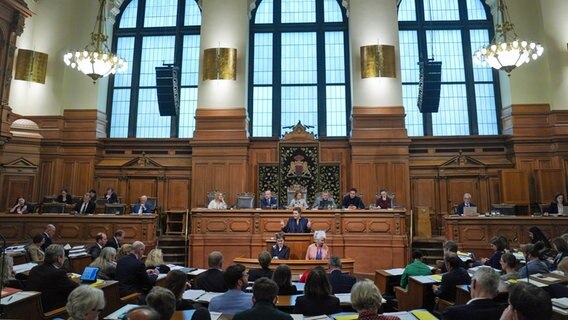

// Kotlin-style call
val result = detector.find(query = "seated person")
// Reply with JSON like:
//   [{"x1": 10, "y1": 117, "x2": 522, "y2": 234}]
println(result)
[
  {"x1": 549, "y1": 192, "x2": 565, "y2": 215},
  {"x1": 327, "y1": 256, "x2": 356, "y2": 294},
  {"x1": 28, "y1": 234, "x2": 46, "y2": 263},
  {"x1": 41, "y1": 224, "x2": 56, "y2": 251},
  {"x1": 146, "y1": 286, "x2": 176, "y2": 320},
  {"x1": 271, "y1": 232, "x2": 290, "y2": 259},
  {"x1": 443, "y1": 266, "x2": 505, "y2": 320},
  {"x1": 288, "y1": 191, "x2": 309, "y2": 209},
  {"x1": 480, "y1": 236, "x2": 508, "y2": 270},
  {"x1": 499, "y1": 282, "x2": 552, "y2": 320},
  {"x1": 550, "y1": 237, "x2": 568, "y2": 271},
  {"x1": 375, "y1": 189, "x2": 392, "y2": 209},
  {"x1": 116, "y1": 241, "x2": 159, "y2": 296},
  {"x1": 195, "y1": 251, "x2": 228, "y2": 292},
  {"x1": 208, "y1": 192, "x2": 227, "y2": 209},
  {"x1": 293, "y1": 267, "x2": 341, "y2": 316},
  {"x1": 165, "y1": 270, "x2": 195, "y2": 310},
  {"x1": 260, "y1": 190, "x2": 278, "y2": 209},
  {"x1": 208, "y1": 264, "x2": 253, "y2": 314},
  {"x1": 432, "y1": 253, "x2": 471, "y2": 302},
  {"x1": 104, "y1": 187, "x2": 119, "y2": 204},
  {"x1": 105, "y1": 229, "x2": 125, "y2": 249},
  {"x1": 90, "y1": 247, "x2": 117, "y2": 280},
  {"x1": 350, "y1": 279, "x2": 400, "y2": 320},
  {"x1": 124, "y1": 306, "x2": 161, "y2": 320},
  {"x1": 132, "y1": 195, "x2": 153, "y2": 215},
  {"x1": 305, "y1": 231, "x2": 330, "y2": 260},
  {"x1": 498, "y1": 252, "x2": 519, "y2": 292},
  {"x1": 400, "y1": 250, "x2": 432, "y2": 289},
  {"x1": 25, "y1": 244, "x2": 79, "y2": 312},
  {"x1": 233, "y1": 278, "x2": 293, "y2": 320},
  {"x1": 280, "y1": 207, "x2": 311, "y2": 233},
  {"x1": 312, "y1": 191, "x2": 336, "y2": 209},
  {"x1": 66, "y1": 285, "x2": 105, "y2": 320},
  {"x1": 87, "y1": 232, "x2": 108, "y2": 259},
  {"x1": 249, "y1": 251, "x2": 273, "y2": 281},
  {"x1": 1, "y1": 254, "x2": 24, "y2": 289},
  {"x1": 73, "y1": 193, "x2": 96, "y2": 214},
  {"x1": 56, "y1": 188, "x2": 73, "y2": 204},
  {"x1": 518, "y1": 242, "x2": 549, "y2": 278},
  {"x1": 272, "y1": 264, "x2": 298, "y2": 295},
  {"x1": 456, "y1": 193, "x2": 475, "y2": 215},
  {"x1": 88, "y1": 189, "x2": 97, "y2": 203},
  {"x1": 440, "y1": 240, "x2": 468, "y2": 273},
  {"x1": 9, "y1": 197, "x2": 29, "y2": 214},
  {"x1": 145, "y1": 248, "x2": 171, "y2": 273},
  {"x1": 342, "y1": 188, "x2": 365, "y2": 209}
]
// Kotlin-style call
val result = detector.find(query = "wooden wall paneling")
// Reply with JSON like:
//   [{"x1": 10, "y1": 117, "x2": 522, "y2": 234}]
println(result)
[
  {"x1": 499, "y1": 170, "x2": 530, "y2": 212},
  {"x1": 2, "y1": 175, "x2": 34, "y2": 209},
  {"x1": 374, "y1": 163, "x2": 389, "y2": 196},
  {"x1": 352, "y1": 162, "x2": 372, "y2": 203},
  {"x1": 228, "y1": 162, "x2": 247, "y2": 205},
  {"x1": 534, "y1": 169, "x2": 566, "y2": 204},
  {"x1": 62, "y1": 161, "x2": 76, "y2": 194},
  {"x1": 445, "y1": 177, "x2": 480, "y2": 212},
  {"x1": 76, "y1": 161, "x2": 95, "y2": 191},
  {"x1": 127, "y1": 179, "x2": 157, "y2": 206},
  {"x1": 166, "y1": 179, "x2": 190, "y2": 211},
  {"x1": 97, "y1": 178, "x2": 120, "y2": 197},
  {"x1": 391, "y1": 162, "x2": 410, "y2": 209},
  {"x1": 38, "y1": 160, "x2": 55, "y2": 197}
]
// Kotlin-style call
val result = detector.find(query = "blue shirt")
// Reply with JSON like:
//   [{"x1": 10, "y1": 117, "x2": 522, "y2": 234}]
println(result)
[{"x1": 208, "y1": 289, "x2": 253, "y2": 315}]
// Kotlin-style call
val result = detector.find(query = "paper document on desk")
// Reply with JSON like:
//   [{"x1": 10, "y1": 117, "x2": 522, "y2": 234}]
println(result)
[
  {"x1": 335, "y1": 293, "x2": 351, "y2": 304},
  {"x1": 530, "y1": 273, "x2": 560, "y2": 282},
  {"x1": 385, "y1": 268, "x2": 405, "y2": 276},
  {"x1": 305, "y1": 315, "x2": 332, "y2": 320},
  {"x1": 515, "y1": 278, "x2": 548, "y2": 287},
  {"x1": 182, "y1": 289, "x2": 206, "y2": 301},
  {"x1": 384, "y1": 312, "x2": 417, "y2": 320},
  {"x1": 291, "y1": 314, "x2": 305, "y2": 320},
  {"x1": 13, "y1": 262, "x2": 37, "y2": 274},
  {"x1": 0, "y1": 291, "x2": 38, "y2": 304},
  {"x1": 188, "y1": 268, "x2": 207, "y2": 276},
  {"x1": 412, "y1": 275, "x2": 439, "y2": 283},
  {"x1": 209, "y1": 311, "x2": 222, "y2": 320},
  {"x1": 552, "y1": 297, "x2": 568, "y2": 309}
]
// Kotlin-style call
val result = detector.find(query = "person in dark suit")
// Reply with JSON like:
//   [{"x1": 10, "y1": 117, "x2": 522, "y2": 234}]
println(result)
[
  {"x1": 480, "y1": 236, "x2": 508, "y2": 270},
  {"x1": 456, "y1": 193, "x2": 475, "y2": 215},
  {"x1": 249, "y1": 251, "x2": 274, "y2": 281},
  {"x1": 105, "y1": 229, "x2": 125, "y2": 250},
  {"x1": 260, "y1": 190, "x2": 278, "y2": 209},
  {"x1": 440, "y1": 240, "x2": 468, "y2": 273},
  {"x1": 116, "y1": 241, "x2": 159, "y2": 296},
  {"x1": 233, "y1": 278, "x2": 293, "y2": 320},
  {"x1": 342, "y1": 188, "x2": 365, "y2": 209},
  {"x1": 55, "y1": 188, "x2": 73, "y2": 204},
  {"x1": 73, "y1": 193, "x2": 96, "y2": 214},
  {"x1": 272, "y1": 264, "x2": 298, "y2": 295},
  {"x1": 443, "y1": 266, "x2": 505, "y2": 320},
  {"x1": 433, "y1": 253, "x2": 471, "y2": 302},
  {"x1": 41, "y1": 224, "x2": 56, "y2": 251},
  {"x1": 271, "y1": 232, "x2": 290, "y2": 259},
  {"x1": 375, "y1": 189, "x2": 392, "y2": 209},
  {"x1": 293, "y1": 267, "x2": 341, "y2": 316},
  {"x1": 551, "y1": 237, "x2": 568, "y2": 271},
  {"x1": 104, "y1": 187, "x2": 119, "y2": 204},
  {"x1": 548, "y1": 193, "x2": 565, "y2": 214},
  {"x1": 25, "y1": 244, "x2": 79, "y2": 312},
  {"x1": 195, "y1": 251, "x2": 227, "y2": 292},
  {"x1": 88, "y1": 232, "x2": 108, "y2": 259},
  {"x1": 280, "y1": 207, "x2": 311, "y2": 233},
  {"x1": 499, "y1": 282, "x2": 552, "y2": 320},
  {"x1": 327, "y1": 256, "x2": 356, "y2": 294},
  {"x1": 132, "y1": 195, "x2": 153, "y2": 215}
]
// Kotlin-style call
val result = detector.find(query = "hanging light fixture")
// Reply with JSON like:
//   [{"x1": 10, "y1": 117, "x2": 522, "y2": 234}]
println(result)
[
  {"x1": 63, "y1": 0, "x2": 127, "y2": 82},
  {"x1": 473, "y1": 0, "x2": 543, "y2": 75}
]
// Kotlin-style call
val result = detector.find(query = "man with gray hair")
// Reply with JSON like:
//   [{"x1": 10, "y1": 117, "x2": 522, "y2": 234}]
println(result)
[
  {"x1": 125, "y1": 306, "x2": 161, "y2": 320},
  {"x1": 26, "y1": 244, "x2": 79, "y2": 312},
  {"x1": 327, "y1": 256, "x2": 356, "y2": 294},
  {"x1": 146, "y1": 286, "x2": 176, "y2": 320},
  {"x1": 195, "y1": 251, "x2": 227, "y2": 292},
  {"x1": 116, "y1": 240, "x2": 159, "y2": 296},
  {"x1": 443, "y1": 266, "x2": 505, "y2": 320}
]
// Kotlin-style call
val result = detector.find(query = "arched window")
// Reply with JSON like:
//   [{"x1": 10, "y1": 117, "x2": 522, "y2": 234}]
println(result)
[
  {"x1": 107, "y1": 0, "x2": 201, "y2": 138},
  {"x1": 248, "y1": 0, "x2": 350, "y2": 137},
  {"x1": 398, "y1": 0, "x2": 500, "y2": 136}
]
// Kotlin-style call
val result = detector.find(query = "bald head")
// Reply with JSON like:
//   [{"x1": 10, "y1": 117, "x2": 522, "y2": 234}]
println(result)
[
  {"x1": 132, "y1": 241, "x2": 145, "y2": 259},
  {"x1": 125, "y1": 306, "x2": 160, "y2": 320},
  {"x1": 45, "y1": 224, "x2": 56, "y2": 237},
  {"x1": 140, "y1": 195, "x2": 148, "y2": 204}
]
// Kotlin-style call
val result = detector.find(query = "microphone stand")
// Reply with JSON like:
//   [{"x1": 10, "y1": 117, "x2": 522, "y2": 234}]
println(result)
[{"x1": 0, "y1": 232, "x2": 7, "y2": 318}]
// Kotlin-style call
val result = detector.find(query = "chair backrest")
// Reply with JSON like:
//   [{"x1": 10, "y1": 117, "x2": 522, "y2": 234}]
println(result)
[
  {"x1": 42, "y1": 195, "x2": 57, "y2": 203},
  {"x1": 375, "y1": 190, "x2": 395, "y2": 207},
  {"x1": 538, "y1": 203, "x2": 549, "y2": 214},
  {"x1": 71, "y1": 196, "x2": 82, "y2": 204},
  {"x1": 207, "y1": 191, "x2": 223, "y2": 204},
  {"x1": 287, "y1": 184, "x2": 307, "y2": 206},
  {"x1": 146, "y1": 197, "x2": 158, "y2": 211},
  {"x1": 236, "y1": 193, "x2": 255, "y2": 209},
  {"x1": 41, "y1": 203, "x2": 66, "y2": 214},
  {"x1": 95, "y1": 197, "x2": 109, "y2": 206},
  {"x1": 105, "y1": 204, "x2": 126, "y2": 215}
]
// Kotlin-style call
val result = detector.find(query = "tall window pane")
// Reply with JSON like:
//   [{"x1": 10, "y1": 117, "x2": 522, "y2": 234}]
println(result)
[
  {"x1": 281, "y1": 33, "x2": 317, "y2": 84},
  {"x1": 144, "y1": 0, "x2": 177, "y2": 27}
]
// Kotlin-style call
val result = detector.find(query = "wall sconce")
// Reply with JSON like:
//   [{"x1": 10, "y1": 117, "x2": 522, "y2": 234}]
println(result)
[
  {"x1": 202, "y1": 47, "x2": 237, "y2": 81},
  {"x1": 14, "y1": 49, "x2": 48, "y2": 84},
  {"x1": 360, "y1": 44, "x2": 396, "y2": 79}
]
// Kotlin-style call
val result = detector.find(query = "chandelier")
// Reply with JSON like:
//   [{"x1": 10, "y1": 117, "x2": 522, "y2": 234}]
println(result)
[
  {"x1": 473, "y1": 0, "x2": 543, "y2": 74},
  {"x1": 63, "y1": 0, "x2": 127, "y2": 82}
]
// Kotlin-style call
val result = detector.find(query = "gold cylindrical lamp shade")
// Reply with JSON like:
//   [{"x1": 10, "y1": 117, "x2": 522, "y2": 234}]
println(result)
[
  {"x1": 360, "y1": 44, "x2": 396, "y2": 78},
  {"x1": 202, "y1": 47, "x2": 237, "y2": 81},
  {"x1": 14, "y1": 49, "x2": 48, "y2": 84}
]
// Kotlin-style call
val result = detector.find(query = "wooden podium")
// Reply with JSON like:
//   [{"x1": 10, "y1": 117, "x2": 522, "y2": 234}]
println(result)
[{"x1": 266, "y1": 233, "x2": 313, "y2": 259}]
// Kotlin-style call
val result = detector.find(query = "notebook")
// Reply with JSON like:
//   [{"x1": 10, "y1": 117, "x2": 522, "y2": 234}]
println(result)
[{"x1": 80, "y1": 266, "x2": 99, "y2": 284}]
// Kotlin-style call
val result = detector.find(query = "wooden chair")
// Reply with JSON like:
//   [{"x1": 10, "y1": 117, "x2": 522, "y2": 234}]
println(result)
[{"x1": 435, "y1": 296, "x2": 455, "y2": 315}]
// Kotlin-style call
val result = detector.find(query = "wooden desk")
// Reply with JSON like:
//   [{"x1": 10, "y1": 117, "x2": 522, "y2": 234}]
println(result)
[
  {"x1": 266, "y1": 233, "x2": 314, "y2": 259},
  {"x1": 233, "y1": 257, "x2": 354, "y2": 275},
  {"x1": 0, "y1": 213, "x2": 158, "y2": 249},
  {"x1": 445, "y1": 215, "x2": 568, "y2": 258},
  {"x1": 395, "y1": 275, "x2": 439, "y2": 311},
  {"x1": 191, "y1": 209, "x2": 408, "y2": 275},
  {"x1": 374, "y1": 269, "x2": 403, "y2": 297}
]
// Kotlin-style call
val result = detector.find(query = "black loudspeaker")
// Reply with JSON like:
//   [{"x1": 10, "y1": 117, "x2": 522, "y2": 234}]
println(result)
[
  {"x1": 155, "y1": 65, "x2": 179, "y2": 116},
  {"x1": 417, "y1": 60, "x2": 442, "y2": 113}
]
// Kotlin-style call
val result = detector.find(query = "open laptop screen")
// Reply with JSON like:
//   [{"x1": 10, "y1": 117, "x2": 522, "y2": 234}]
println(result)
[{"x1": 80, "y1": 266, "x2": 99, "y2": 283}]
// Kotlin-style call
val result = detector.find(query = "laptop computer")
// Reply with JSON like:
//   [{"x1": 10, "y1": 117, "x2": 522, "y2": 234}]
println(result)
[
  {"x1": 80, "y1": 266, "x2": 99, "y2": 284},
  {"x1": 463, "y1": 206, "x2": 479, "y2": 216}
]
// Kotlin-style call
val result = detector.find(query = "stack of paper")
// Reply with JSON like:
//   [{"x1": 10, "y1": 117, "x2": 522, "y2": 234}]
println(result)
[
  {"x1": 4, "y1": 245, "x2": 26, "y2": 254},
  {"x1": 182, "y1": 289, "x2": 206, "y2": 301},
  {"x1": 68, "y1": 245, "x2": 88, "y2": 258},
  {"x1": 12, "y1": 262, "x2": 37, "y2": 274},
  {"x1": 384, "y1": 268, "x2": 405, "y2": 276}
]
